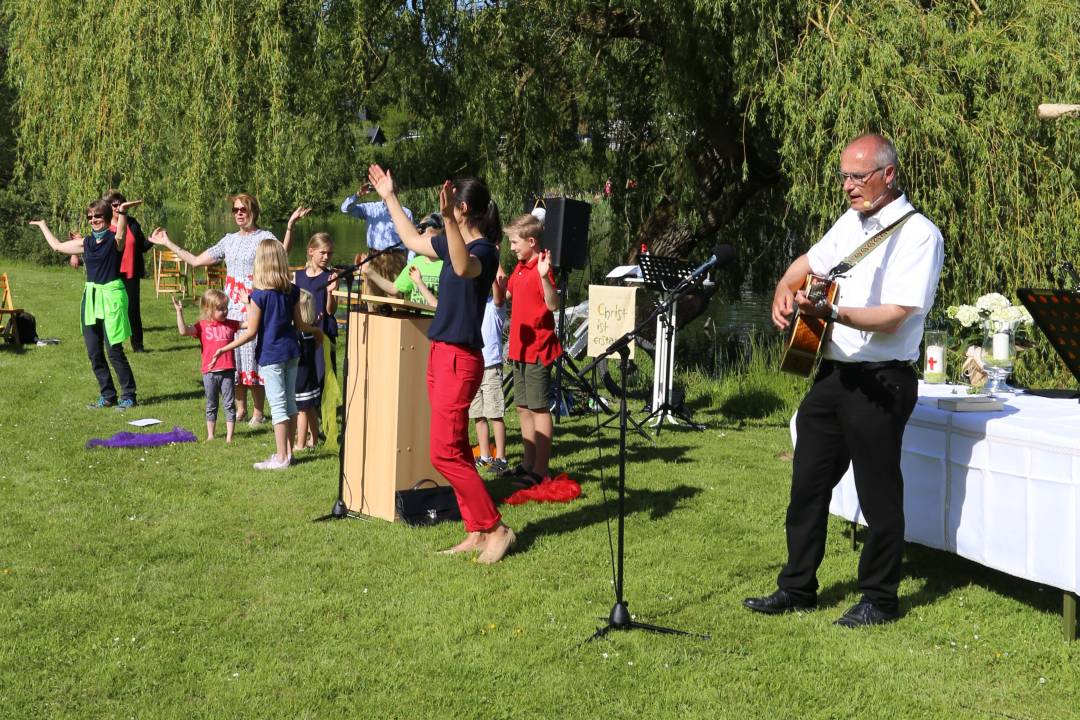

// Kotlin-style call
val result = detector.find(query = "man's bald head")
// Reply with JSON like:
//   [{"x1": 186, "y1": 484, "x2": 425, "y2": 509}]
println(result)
[
  {"x1": 839, "y1": 134, "x2": 900, "y2": 214},
  {"x1": 845, "y1": 134, "x2": 899, "y2": 182}
]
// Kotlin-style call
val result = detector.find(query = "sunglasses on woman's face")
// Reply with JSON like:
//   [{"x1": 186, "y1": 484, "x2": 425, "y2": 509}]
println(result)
[
  {"x1": 231, "y1": 206, "x2": 248, "y2": 215},
  {"x1": 87, "y1": 213, "x2": 105, "y2": 220}
]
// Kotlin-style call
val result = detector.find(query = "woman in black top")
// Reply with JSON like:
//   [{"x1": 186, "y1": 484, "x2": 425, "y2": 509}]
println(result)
[
  {"x1": 368, "y1": 164, "x2": 516, "y2": 564},
  {"x1": 30, "y1": 198, "x2": 142, "y2": 409}
]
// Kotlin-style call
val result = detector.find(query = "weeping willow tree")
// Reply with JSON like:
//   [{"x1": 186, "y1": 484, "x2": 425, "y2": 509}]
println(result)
[
  {"x1": 7, "y1": 0, "x2": 1080, "y2": 325},
  {"x1": 768, "y1": 0, "x2": 1080, "y2": 306},
  {"x1": 4, "y1": 0, "x2": 408, "y2": 245}
]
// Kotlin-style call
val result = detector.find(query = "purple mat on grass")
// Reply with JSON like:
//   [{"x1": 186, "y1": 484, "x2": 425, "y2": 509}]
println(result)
[{"x1": 86, "y1": 426, "x2": 198, "y2": 449}]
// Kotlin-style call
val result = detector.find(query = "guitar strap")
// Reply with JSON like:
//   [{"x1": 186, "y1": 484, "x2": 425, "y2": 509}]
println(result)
[{"x1": 827, "y1": 210, "x2": 917, "y2": 280}]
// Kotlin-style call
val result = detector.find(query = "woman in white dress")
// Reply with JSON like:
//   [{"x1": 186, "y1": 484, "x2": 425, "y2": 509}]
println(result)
[{"x1": 150, "y1": 194, "x2": 309, "y2": 423}]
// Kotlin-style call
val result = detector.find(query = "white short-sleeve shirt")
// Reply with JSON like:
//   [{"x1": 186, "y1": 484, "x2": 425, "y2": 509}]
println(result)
[{"x1": 806, "y1": 194, "x2": 944, "y2": 363}]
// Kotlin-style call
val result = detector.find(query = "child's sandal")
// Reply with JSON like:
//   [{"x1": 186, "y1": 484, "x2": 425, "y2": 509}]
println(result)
[
  {"x1": 510, "y1": 471, "x2": 544, "y2": 489},
  {"x1": 505, "y1": 463, "x2": 530, "y2": 478}
]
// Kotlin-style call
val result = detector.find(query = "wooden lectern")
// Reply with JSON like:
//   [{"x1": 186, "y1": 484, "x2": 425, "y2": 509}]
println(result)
[{"x1": 334, "y1": 293, "x2": 446, "y2": 521}]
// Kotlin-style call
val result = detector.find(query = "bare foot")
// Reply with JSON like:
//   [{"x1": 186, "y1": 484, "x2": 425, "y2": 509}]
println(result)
[
  {"x1": 437, "y1": 532, "x2": 487, "y2": 555},
  {"x1": 477, "y1": 525, "x2": 516, "y2": 565}
]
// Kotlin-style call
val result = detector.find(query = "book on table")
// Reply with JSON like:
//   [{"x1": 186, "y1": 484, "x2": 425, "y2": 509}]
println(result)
[{"x1": 937, "y1": 396, "x2": 1005, "y2": 412}]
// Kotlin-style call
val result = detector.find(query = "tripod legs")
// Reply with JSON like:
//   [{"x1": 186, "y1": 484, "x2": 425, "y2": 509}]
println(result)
[
  {"x1": 585, "y1": 346, "x2": 707, "y2": 643},
  {"x1": 588, "y1": 601, "x2": 702, "y2": 641}
]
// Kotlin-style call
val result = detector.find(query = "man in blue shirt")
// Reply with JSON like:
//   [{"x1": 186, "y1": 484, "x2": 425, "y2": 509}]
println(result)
[{"x1": 341, "y1": 183, "x2": 413, "y2": 298}]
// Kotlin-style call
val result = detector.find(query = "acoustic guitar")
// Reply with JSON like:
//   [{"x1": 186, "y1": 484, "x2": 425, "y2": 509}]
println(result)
[{"x1": 780, "y1": 274, "x2": 839, "y2": 377}]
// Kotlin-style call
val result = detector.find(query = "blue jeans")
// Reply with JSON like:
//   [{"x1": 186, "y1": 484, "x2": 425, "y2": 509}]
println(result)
[{"x1": 260, "y1": 358, "x2": 299, "y2": 425}]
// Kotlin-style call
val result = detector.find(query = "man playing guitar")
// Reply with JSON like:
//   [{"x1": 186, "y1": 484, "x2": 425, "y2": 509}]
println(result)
[{"x1": 745, "y1": 133, "x2": 944, "y2": 628}]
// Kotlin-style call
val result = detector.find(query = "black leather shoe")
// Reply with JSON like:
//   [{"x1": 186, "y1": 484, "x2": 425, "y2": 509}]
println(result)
[
  {"x1": 742, "y1": 589, "x2": 817, "y2": 615},
  {"x1": 834, "y1": 600, "x2": 899, "y2": 628}
]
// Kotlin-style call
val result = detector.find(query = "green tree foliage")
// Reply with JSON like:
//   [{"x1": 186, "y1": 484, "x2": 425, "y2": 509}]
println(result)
[
  {"x1": 4, "y1": 0, "x2": 411, "y2": 247},
  {"x1": 5, "y1": 0, "x2": 1080, "y2": 334},
  {"x1": 366, "y1": 0, "x2": 800, "y2": 286}
]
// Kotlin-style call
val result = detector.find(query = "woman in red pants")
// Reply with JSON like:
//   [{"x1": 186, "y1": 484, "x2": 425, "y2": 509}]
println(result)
[{"x1": 368, "y1": 164, "x2": 515, "y2": 564}]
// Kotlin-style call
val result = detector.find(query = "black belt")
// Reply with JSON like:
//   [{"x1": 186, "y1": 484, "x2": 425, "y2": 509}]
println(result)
[{"x1": 821, "y1": 359, "x2": 915, "y2": 372}]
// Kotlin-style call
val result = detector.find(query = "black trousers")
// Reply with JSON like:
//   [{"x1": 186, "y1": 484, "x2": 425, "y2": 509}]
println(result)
[
  {"x1": 123, "y1": 276, "x2": 144, "y2": 351},
  {"x1": 81, "y1": 304, "x2": 137, "y2": 402},
  {"x1": 778, "y1": 360, "x2": 917, "y2": 614}
]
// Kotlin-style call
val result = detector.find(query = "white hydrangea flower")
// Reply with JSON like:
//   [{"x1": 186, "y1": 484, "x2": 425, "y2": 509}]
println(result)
[
  {"x1": 989, "y1": 305, "x2": 1034, "y2": 325},
  {"x1": 975, "y1": 293, "x2": 1010, "y2": 313},
  {"x1": 953, "y1": 305, "x2": 981, "y2": 327}
]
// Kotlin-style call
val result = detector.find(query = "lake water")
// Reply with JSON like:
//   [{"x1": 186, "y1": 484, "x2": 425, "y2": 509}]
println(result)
[{"x1": 180, "y1": 210, "x2": 775, "y2": 376}]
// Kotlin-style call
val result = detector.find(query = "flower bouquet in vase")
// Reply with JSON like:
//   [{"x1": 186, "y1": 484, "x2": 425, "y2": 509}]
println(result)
[{"x1": 946, "y1": 293, "x2": 1033, "y2": 395}]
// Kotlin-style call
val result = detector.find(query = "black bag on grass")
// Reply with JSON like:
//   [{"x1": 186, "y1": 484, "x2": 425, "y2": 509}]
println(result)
[
  {"x1": 395, "y1": 479, "x2": 461, "y2": 526},
  {"x1": 14, "y1": 312, "x2": 37, "y2": 344}
]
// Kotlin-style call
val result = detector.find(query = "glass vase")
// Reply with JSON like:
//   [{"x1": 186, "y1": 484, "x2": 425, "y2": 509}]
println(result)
[
  {"x1": 923, "y1": 329, "x2": 947, "y2": 384},
  {"x1": 981, "y1": 319, "x2": 1017, "y2": 396}
]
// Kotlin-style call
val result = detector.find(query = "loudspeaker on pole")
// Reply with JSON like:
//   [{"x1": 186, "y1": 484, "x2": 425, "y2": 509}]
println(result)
[{"x1": 527, "y1": 197, "x2": 591, "y2": 271}]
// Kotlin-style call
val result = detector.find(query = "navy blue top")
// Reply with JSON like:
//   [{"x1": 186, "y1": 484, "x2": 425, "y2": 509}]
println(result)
[
  {"x1": 293, "y1": 269, "x2": 338, "y2": 338},
  {"x1": 427, "y1": 235, "x2": 500, "y2": 349},
  {"x1": 252, "y1": 285, "x2": 301, "y2": 366},
  {"x1": 83, "y1": 232, "x2": 122, "y2": 285}
]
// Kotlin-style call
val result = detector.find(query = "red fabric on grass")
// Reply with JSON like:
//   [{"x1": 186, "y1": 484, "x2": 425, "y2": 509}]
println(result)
[{"x1": 503, "y1": 473, "x2": 581, "y2": 505}]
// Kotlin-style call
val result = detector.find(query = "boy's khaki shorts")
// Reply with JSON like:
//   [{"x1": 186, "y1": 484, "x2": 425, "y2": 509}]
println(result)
[{"x1": 469, "y1": 365, "x2": 505, "y2": 419}]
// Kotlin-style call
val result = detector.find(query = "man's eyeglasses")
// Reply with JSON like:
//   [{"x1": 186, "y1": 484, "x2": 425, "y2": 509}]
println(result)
[
  {"x1": 87, "y1": 213, "x2": 105, "y2": 220},
  {"x1": 231, "y1": 206, "x2": 248, "y2": 215},
  {"x1": 837, "y1": 167, "x2": 885, "y2": 186}
]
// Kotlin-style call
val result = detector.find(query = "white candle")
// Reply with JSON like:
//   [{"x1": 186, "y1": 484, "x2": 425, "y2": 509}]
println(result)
[
  {"x1": 925, "y1": 345, "x2": 945, "y2": 374},
  {"x1": 992, "y1": 332, "x2": 1011, "y2": 361}
]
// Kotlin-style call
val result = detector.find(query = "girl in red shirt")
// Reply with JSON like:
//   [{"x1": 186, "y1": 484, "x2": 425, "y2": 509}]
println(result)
[{"x1": 173, "y1": 289, "x2": 242, "y2": 442}]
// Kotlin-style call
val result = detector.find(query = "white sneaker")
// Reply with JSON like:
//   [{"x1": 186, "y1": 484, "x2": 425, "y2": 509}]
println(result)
[{"x1": 253, "y1": 454, "x2": 290, "y2": 471}]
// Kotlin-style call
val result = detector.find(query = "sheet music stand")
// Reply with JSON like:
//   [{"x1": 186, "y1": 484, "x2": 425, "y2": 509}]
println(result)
[
  {"x1": 637, "y1": 254, "x2": 704, "y2": 434},
  {"x1": 638, "y1": 254, "x2": 695, "y2": 292},
  {"x1": 1018, "y1": 288, "x2": 1080, "y2": 401}
]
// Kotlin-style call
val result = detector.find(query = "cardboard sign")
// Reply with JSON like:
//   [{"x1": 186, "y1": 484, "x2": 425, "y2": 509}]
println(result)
[{"x1": 588, "y1": 285, "x2": 637, "y2": 358}]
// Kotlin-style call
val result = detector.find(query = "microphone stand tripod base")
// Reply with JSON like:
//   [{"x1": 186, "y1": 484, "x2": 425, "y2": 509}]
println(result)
[{"x1": 588, "y1": 601, "x2": 707, "y2": 641}]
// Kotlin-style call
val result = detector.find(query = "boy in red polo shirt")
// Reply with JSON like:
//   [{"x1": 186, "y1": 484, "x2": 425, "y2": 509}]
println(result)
[{"x1": 504, "y1": 213, "x2": 562, "y2": 486}]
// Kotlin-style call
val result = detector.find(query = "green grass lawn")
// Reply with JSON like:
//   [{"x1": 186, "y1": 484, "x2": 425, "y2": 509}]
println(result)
[{"x1": 1, "y1": 259, "x2": 1078, "y2": 719}]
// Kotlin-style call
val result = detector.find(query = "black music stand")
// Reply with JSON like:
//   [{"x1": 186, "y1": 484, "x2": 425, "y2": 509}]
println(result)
[
  {"x1": 1018, "y1": 287, "x2": 1080, "y2": 401},
  {"x1": 637, "y1": 254, "x2": 705, "y2": 435}
]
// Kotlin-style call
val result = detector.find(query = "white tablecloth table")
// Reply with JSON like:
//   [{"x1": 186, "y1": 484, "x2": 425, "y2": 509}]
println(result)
[{"x1": 790, "y1": 383, "x2": 1080, "y2": 635}]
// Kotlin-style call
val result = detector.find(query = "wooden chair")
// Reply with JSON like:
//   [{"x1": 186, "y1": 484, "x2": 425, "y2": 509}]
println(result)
[
  {"x1": 0, "y1": 273, "x2": 24, "y2": 344},
  {"x1": 154, "y1": 249, "x2": 189, "y2": 298},
  {"x1": 192, "y1": 263, "x2": 227, "y2": 293}
]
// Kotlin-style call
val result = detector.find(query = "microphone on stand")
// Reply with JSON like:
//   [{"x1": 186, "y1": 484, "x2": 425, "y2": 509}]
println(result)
[
  {"x1": 332, "y1": 242, "x2": 405, "y2": 276},
  {"x1": 682, "y1": 244, "x2": 736, "y2": 287}
]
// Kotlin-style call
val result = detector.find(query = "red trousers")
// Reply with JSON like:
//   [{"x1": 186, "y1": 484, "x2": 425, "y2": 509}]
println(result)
[{"x1": 427, "y1": 341, "x2": 502, "y2": 532}]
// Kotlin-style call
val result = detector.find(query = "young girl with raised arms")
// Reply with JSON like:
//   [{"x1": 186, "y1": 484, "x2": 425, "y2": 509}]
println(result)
[
  {"x1": 213, "y1": 239, "x2": 324, "y2": 470},
  {"x1": 293, "y1": 233, "x2": 339, "y2": 450},
  {"x1": 173, "y1": 289, "x2": 242, "y2": 442}
]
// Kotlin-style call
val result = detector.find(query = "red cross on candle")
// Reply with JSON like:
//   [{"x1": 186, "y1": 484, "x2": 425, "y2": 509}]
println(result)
[{"x1": 927, "y1": 356, "x2": 938, "y2": 370}]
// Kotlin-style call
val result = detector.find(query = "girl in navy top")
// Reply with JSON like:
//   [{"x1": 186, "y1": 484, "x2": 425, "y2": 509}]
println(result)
[
  {"x1": 368, "y1": 164, "x2": 516, "y2": 564},
  {"x1": 29, "y1": 197, "x2": 142, "y2": 410},
  {"x1": 213, "y1": 239, "x2": 323, "y2": 470},
  {"x1": 293, "y1": 232, "x2": 339, "y2": 450}
]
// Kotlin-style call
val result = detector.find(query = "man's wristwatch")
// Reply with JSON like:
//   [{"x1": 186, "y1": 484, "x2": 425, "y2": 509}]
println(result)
[{"x1": 828, "y1": 303, "x2": 840, "y2": 322}]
